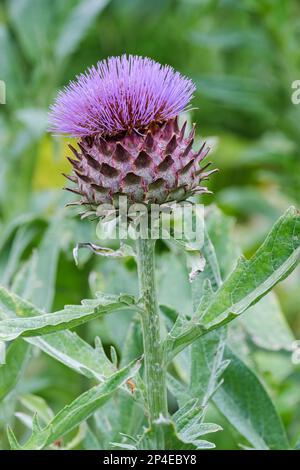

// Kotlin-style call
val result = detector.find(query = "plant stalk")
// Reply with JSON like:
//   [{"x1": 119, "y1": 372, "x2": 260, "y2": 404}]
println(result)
[{"x1": 136, "y1": 237, "x2": 168, "y2": 424}]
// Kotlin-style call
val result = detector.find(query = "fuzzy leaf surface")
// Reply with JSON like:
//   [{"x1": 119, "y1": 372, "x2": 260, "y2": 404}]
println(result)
[
  {"x1": 0, "y1": 288, "x2": 137, "y2": 341},
  {"x1": 8, "y1": 358, "x2": 140, "y2": 450},
  {"x1": 166, "y1": 207, "x2": 300, "y2": 357}
]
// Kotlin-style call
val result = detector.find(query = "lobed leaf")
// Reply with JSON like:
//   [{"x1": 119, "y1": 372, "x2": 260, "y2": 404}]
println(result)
[
  {"x1": 202, "y1": 207, "x2": 300, "y2": 329},
  {"x1": 173, "y1": 398, "x2": 221, "y2": 448},
  {"x1": 29, "y1": 332, "x2": 115, "y2": 381},
  {"x1": 0, "y1": 287, "x2": 138, "y2": 342},
  {"x1": 168, "y1": 207, "x2": 291, "y2": 450},
  {"x1": 166, "y1": 207, "x2": 300, "y2": 358},
  {"x1": 138, "y1": 416, "x2": 215, "y2": 450},
  {"x1": 8, "y1": 358, "x2": 141, "y2": 450}
]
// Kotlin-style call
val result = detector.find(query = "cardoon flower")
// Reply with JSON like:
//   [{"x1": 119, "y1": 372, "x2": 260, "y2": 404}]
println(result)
[{"x1": 49, "y1": 55, "x2": 214, "y2": 211}]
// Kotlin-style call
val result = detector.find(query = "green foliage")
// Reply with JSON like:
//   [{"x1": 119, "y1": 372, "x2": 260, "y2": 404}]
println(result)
[
  {"x1": 0, "y1": 340, "x2": 30, "y2": 401},
  {"x1": 0, "y1": 213, "x2": 298, "y2": 451},
  {"x1": 214, "y1": 348, "x2": 289, "y2": 450},
  {"x1": 167, "y1": 207, "x2": 293, "y2": 450},
  {"x1": 0, "y1": 0, "x2": 300, "y2": 451},
  {"x1": 139, "y1": 418, "x2": 212, "y2": 451},
  {"x1": 0, "y1": 288, "x2": 138, "y2": 341},
  {"x1": 54, "y1": 0, "x2": 110, "y2": 61},
  {"x1": 8, "y1": 358, "x2": 140, "y2": 450},
  {"x1": 165, "y1": 207, "x2": 300, "y2": 358}
]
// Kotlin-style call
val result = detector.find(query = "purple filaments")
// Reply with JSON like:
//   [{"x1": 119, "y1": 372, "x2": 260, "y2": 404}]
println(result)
[{"x1": 49, "y1": 55, "x2": 195, "y2": 138}]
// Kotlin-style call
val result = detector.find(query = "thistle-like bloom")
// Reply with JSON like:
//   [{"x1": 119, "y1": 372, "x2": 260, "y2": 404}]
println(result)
[{"x1": 49, "y1": 55, "x2": 214, "y2": 210}]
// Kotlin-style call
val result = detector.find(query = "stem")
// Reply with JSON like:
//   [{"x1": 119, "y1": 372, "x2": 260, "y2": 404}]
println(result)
[{"x1": 136, "y1": 237, "x2": 168, "y2": 424}]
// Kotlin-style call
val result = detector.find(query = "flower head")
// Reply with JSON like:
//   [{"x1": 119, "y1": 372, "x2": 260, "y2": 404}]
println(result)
[
  {"x1": 49, "y1": 55, "x2": 195, "y2": 138},
  {"x1": 49, "y1": 55, "x2": 214, "y2": 212}
]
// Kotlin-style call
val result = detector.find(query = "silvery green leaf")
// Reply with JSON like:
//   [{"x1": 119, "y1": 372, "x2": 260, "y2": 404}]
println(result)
[
  {"x1": 29, "y1": 214, "x2": 67, "y2": 311},
  {"x1": 186, "y1": 250, "x2": 206, "y2": 282},
  {"x1": 7, "y1": 426, "x2": 23, "y2": 450},
  {"x1": 73, "y1": 242, "x2": 134, "y2": 266},
  {"x1": 168, "y1": 349, "x2": 289, "y2": 450},
  {"x1": 213, "y1": 348, "x2": 290, "y2": 450},
  {"x1": 166, "y1": 207, "x2": 300, "y2": 357},
  {"x1": 1, "y1": 225, "x2": 37, "y2": 287},
  {"x1": 0, "y1": 286, "x2": 138, "y2": 341},
  {"x1": 83, "y1": 426, "x2": 101, "y2": 450},
  {"x1": 29, "y1": 330, "x2": 115, "y2": 381},
  {"x1": 205, "y1": 206, "x2": 240, "y2": 279},
  {"x1": 110, "y1": 345, "x2": 118, "y2": 368},
  {"x1": 111, "y1": 442, "x2": 137, "y2": 450},
  {"x1": 63, "y1": 423, "x2": 87, "y2": 450},
  {"x1": 2, "y1": 301, "x2": 116, "y2": 381},
  {"x1": 138, "y1": 416, "x2": 215, "y2": 450},
  {"x1": 239, "y1": 292, "x2": 294, "y2": 351},
  {"x1": 202, "y1": 207, "x2": 300, "y2": 329},
  {"x1": 0, "y1": 25, "x2": 24, "y2": 106},
  {"x1": 0, "y1": 341, "x2": 5, "y2": 364},
  {"x1": 168, "y1": 208, "x2": 289, "y2": 450},
  {"x1": 15, "y1": 412, "x2": 34, "y2": 430},
  {"x1": 0, "y1": 215, "x2": 64, "y2": 401},
  {"x1": 46, "y1": 358, "x2": 140, "y2": 449},
  {"x1": 19, "y1": 394, "x2": 54, "y2": 425},
  {"x1": 8, "y1": 413, "x2": 45, "y2": 450},
  {"x1": 169, "y1": 203, "x2": 206, "y2": 283},
  {"x1": 173, "y1": 398, "x2": 221, "y2": 446},
  {"x1": 1, "y1": 248, "x2": 130, "y2": 382},
  {"x1": 8, "y1": 358, "x2": 141, "y2": 450},
  {"x1": 157, "y1": 251, "x2": 192, "y2": 314},
  {"x1": 190, "y1": 329, "x2": 229, "y2": 408},
  {"x1": 0, "y1": 340, "x2": 30, "y2": 401}
]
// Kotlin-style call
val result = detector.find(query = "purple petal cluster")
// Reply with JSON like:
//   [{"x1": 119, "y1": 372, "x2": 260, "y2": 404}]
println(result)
[{"x1": 49, "y1": 55, "x2": 195, "y2": 138}]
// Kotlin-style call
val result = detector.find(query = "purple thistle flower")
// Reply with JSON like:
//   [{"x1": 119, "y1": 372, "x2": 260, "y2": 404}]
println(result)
[
  {"x1": 49, "y1": 55, "x2": 195, "y2": 137},
  {"x1": 50, "y1": 55, "x2": 214, "y2": 211}
]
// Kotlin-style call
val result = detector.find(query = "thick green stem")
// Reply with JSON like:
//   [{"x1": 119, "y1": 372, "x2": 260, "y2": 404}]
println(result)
[{"x1": 136, "y1": 237, "x2": 168, "y2": 423}]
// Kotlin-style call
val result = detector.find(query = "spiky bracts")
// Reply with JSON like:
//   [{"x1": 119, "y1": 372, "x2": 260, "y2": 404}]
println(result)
[
  {"x1": 49, "y1": 55, "x2": 215, "y2": 212},
  {"x1": 64, "y1": 118, "x2": 214, "y2": 210}
]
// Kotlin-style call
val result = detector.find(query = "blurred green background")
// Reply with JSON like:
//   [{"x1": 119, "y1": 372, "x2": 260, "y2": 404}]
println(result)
[{"x1": 0, "y1": 0, "x2": 300, "y2": 450}]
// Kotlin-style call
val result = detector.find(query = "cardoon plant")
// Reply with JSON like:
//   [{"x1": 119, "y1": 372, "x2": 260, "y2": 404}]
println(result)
[
  {"x1": 50, "y1": 56, "x2": 213, "y2": 428},
  {"x1": 26, "y1": 54, "x2": 300, "y2": 451}
]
